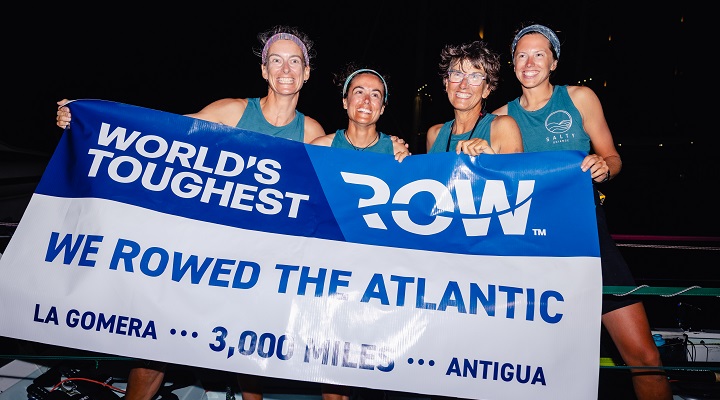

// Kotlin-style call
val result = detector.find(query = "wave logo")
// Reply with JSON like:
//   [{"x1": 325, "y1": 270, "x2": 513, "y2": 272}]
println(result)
[
  {"x1": 341, "y1": 172, "x2": 534, "y2": 236},
  {"x1": 545, "y1": 110, "x2": 572, "y2": 134}
]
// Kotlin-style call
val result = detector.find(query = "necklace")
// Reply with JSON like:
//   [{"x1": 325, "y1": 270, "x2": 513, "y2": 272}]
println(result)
[
  {"x1": 345, "y1": 130, "x2": 379, "y2": 151},
  {"x1": 445, "y1": 111, "x2": 485, "y2": 152}
]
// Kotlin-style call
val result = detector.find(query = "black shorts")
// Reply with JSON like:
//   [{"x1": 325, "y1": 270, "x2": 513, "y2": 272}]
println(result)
[{"x1": 595, "y1": 194, "x2": 642, "y2": 314}]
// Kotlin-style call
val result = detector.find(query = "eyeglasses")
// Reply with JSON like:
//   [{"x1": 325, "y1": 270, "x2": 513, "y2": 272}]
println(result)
[{"x1": 447, "y1": 70, "x2": 486, "y2": 85}]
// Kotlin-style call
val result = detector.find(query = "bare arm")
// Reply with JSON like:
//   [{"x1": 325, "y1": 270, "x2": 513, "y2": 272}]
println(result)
[
  {"x1": 184, "y1": 98, "x2": 249, "y2": 126},
  {"x1": 426, "y1": 124, "x2": 442, "y2": 152},
  {"x1": 56, "y1": 98, "x2": 247, "y2": 129},
  {"x1": 309, "y1": 134, "x2": 334, "y2": 147},
  {"x1": 303, "y1": 117, "x2": 326, "y2": 144},
  {"x1": 568, "y1": 86, "x2": 621, "y2": 183},
  {"x1": 489, "y1": 115, "x2": 523, "y2": 154}
]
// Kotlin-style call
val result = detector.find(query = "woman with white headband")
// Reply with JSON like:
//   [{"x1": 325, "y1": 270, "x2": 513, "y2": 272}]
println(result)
[
  {"x1": 493, "y1": 23, "x2": 672, "y2": 400},
  {"x1": 311, "y1": 65, "x2": 410, "y2": 162}
]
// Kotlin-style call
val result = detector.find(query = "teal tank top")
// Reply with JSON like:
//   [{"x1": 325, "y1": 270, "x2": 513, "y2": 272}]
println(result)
[
  {"x1": 235, "y1": 98, "x2": 305, "y2": 142},
  {"x1": 331, "y1": 129, "x2": 394, "y2": 154},
  {"x1": 427, "y1": 113, "x2": 496, "y2": 153},
  {"x1": 507, "y1": 85, "x2": 590, "y2": 153}
]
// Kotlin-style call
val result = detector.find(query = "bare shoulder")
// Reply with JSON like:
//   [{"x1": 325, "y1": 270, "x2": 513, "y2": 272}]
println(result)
[
  {"x1": 186, "y1": 98, "x2": 249, "y2": 125},
  {"x1": 491, "y1": 115, "x2": 523, "y2": 153},
  {"x1": 566, "y1": 85, "x2": 600, "y2": 106},
  {"x1": 303, "y1": 116, "x2": 326, "y2": 143},
  {"x1": 425, "y1": 123, "x2": 443, "y2": 149},
  {"x1": 492, "y1": 114, "x2": 521, "y2": 134},
  {"x1": 427, "y1": 123, "x2": 443, "y2": 139},
  {"x1": 309, "y1": 133, "x2": 334, "y2": 147}
]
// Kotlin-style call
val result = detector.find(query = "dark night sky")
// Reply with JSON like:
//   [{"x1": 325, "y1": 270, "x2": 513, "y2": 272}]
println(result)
[
  {"x1": 8, "y1": 3, "x2": 703, "y2": 149},
  {"x1": 3, "y1": 3, "x2": 714, "y2": 242}
]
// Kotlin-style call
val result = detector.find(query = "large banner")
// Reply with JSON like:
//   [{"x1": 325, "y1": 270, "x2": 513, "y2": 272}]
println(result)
[{"x1": 0, "y1": 100, "x2": 602, "y2": 399}]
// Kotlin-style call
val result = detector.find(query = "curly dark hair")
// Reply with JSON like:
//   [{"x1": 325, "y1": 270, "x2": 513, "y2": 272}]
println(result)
[
  {"x1": 438, "y1": 40, "x2": 501, "y2": 92},
  {"x1": 254, "y1": 25, "x2": 316, "y2": 67}
]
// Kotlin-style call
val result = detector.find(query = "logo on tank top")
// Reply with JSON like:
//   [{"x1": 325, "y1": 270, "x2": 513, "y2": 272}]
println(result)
[{"x1": 545, "y1": 110, "x2": 572, "y2": 134}]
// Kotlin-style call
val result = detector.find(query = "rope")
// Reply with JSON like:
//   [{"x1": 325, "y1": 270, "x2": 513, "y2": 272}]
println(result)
[
  {"x1": 611, "y1": 234, "x2": 720, "y2": 242},
  {"x1": 615, "y1": 243, "x2": 720, "y2": 251},
  {"x1": 0, "y1": 354, "x2": 131, "y2": 361},
  {"x1": 611, "y1": 234, "x2": 720, "y2": 251},
  {"x1": 605, "y1": 285, "x2": 720, "y2": 297},
  {"x1": 600, "y1": 365, "x2": 720, "y2": 372}
]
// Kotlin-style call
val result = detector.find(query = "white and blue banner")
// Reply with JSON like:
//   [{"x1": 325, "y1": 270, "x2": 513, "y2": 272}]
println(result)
[{"x1": 0, "y1": 100, "x2": 602, "y2": 399}]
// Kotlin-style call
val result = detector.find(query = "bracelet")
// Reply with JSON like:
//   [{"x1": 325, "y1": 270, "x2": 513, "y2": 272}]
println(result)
[{"x1": 601, "y1": 170, "x2": 610, "y2": 183}]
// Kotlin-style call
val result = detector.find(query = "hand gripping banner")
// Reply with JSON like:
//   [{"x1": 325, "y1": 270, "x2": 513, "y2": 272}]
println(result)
[{"x1": 0, "y1": 100, "x2": 602, "y2": 399}]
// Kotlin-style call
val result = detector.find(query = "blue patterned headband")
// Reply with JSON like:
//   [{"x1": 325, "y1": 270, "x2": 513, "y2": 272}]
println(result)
[
  {"x1": 342, "y1": 69, "x2": 388, "y2": 104},
  {"x1": 511, "y1": 24, "x2": 561, "y2": 60}
]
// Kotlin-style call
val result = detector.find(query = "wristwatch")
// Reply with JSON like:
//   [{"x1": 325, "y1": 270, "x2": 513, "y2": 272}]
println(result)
[{"x1": 601, "y1": 170, "x2": 610, "y2": 183}]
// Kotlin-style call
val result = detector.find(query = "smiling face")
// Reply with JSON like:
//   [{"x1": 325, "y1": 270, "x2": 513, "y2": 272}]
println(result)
[
  {"x1": 343, "y1": 72, "x2": 386, "y2": 126},
  {"x1": 444, "y1": 59, "x2": 491, "y2": 113},
  {"x1": 512, "y1": 33, "x2": 558, "y2": 89},
  {"x1": 261, "y1": 39, "x2": 311, "y2": 95}
]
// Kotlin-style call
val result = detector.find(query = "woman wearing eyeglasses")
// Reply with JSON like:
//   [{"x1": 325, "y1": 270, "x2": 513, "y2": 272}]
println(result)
[
  {"x1": 426, "y1": 40, "x2": 523, "y2": 155},
  {"x1": 492, "y1": 24, "x2": 672, "y2": 400}
]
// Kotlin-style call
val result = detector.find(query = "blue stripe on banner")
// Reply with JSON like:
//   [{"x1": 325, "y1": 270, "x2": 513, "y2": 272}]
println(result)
[{"x1": 37, "y1": 100, "x2": 345, "y2": 241}]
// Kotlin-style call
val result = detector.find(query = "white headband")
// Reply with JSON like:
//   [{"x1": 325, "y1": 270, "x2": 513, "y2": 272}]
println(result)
[{"x1": 342, "y1": 69, "x2": 388, "y2": 104}]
